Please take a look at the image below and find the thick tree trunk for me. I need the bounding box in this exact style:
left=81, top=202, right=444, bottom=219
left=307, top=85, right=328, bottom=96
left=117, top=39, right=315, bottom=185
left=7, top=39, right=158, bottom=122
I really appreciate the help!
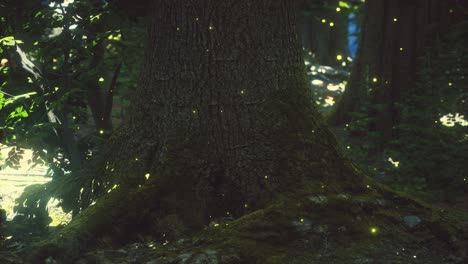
left=22, top=1, right=468, bottom=263
left=102, top=0, right=361, bottom=218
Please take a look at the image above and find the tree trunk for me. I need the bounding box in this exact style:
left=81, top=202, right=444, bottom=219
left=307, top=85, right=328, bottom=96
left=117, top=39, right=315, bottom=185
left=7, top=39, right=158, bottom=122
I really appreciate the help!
left=22, top=1, right=468, bottom=263
left=298, top=0, right=349, bottom=66
left=328, top=0, right=461, bottom=150
left=100, top=0, right=361, bottom=218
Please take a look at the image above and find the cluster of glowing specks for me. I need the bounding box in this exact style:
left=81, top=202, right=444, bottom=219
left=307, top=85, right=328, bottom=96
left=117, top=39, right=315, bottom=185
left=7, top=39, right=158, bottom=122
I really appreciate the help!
left=369, top=226, right=378, bottom=235
left=440, top=113, right=468, bottom=127
left=107, top=34, right=122, bottom=41
left=388, top=157, right=400, bottom=168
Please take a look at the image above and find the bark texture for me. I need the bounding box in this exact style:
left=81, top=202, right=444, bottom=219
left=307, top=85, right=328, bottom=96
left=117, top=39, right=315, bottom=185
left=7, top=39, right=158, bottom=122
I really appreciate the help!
left=328, top=0, right=462, bottom=145
left=298, top=0, right=349, bottom=66
left=101, top=0, right=361, bottom=219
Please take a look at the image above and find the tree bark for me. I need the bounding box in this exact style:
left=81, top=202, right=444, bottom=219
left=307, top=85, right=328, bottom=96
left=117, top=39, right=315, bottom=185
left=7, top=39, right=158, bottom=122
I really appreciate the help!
left=328, top=0, right=462, bottom=150
left=100, top=0, right=361, bottom=218
left=298, top=0, right=349, bottom=65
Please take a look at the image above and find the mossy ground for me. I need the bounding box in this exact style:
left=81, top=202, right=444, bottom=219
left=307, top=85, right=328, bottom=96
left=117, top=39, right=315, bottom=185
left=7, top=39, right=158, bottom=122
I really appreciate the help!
left=19, top=179, right=467, bottom=263
left=164, top=184, right=467, bottom=264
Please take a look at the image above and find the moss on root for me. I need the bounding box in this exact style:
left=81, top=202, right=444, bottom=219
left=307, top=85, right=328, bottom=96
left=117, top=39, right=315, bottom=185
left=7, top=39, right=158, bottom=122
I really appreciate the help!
left=145, top=184, right=468, bottom=264
left=21, top=180, right=468, bottom=264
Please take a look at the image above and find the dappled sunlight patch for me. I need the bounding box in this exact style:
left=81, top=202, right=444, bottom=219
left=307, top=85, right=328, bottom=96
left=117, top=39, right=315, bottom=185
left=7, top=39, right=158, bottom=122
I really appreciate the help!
left=439, top=113, right=468, bottom=127
left=303, top=52, right=350, bottom=112
left=324, top=96, right=335, bottom=106
left=327, top=82, right=346, bottom=92
left=0, top=146, right=50, bottom=220
left=311, top=79, right=324, bottom=86
left=47, top=198, right=72, bottom=226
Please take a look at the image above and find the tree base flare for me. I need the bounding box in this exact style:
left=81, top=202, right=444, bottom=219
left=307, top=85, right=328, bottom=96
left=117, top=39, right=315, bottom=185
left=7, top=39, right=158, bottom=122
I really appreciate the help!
left=21, top=184, right=468, bottom=264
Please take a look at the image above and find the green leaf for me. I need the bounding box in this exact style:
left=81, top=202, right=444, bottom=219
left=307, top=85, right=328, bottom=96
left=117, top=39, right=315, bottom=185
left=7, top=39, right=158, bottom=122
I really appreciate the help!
left=339, top=1, right=350, bottom=9
left=4, top=92, right=37, bottom=107
left=0, top=36, right=24, bottom=46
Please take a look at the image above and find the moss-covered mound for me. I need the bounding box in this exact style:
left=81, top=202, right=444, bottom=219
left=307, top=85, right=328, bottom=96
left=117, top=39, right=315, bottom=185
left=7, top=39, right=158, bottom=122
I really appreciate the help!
left=18, top=182, right=468, bottom=264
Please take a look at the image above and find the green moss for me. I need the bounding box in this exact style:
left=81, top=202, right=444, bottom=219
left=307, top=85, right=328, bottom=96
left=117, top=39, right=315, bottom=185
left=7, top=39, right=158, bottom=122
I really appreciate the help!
left=136, top=184, right=467, bottom=263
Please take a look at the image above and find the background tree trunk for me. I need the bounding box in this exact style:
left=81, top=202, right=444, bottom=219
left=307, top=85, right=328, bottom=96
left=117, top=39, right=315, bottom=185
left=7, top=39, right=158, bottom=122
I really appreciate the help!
left=298, top=0, right=349, bottom=65
left=328, top=0, right=464, bottom=151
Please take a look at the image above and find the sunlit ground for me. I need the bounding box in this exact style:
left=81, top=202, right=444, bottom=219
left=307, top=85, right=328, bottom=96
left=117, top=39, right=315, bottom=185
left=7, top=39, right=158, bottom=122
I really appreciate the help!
left=0, top=146, right=71, bottom=225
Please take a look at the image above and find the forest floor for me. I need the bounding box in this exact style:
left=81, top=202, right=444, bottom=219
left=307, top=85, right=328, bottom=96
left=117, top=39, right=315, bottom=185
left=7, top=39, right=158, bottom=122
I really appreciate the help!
left=0, top=141, right=467, bottom=263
